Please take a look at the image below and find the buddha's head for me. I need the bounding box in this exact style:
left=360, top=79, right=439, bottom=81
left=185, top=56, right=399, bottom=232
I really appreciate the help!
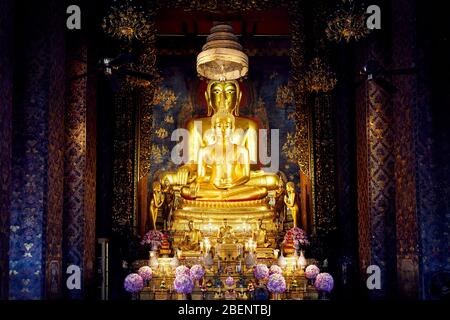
left=205, top=80, right=242, bottom=116
left=211, top=111, right=235, bottom=139
left=153, top=181, right=162, bottom=192
left=188, top=220, right=194, bottom=230
left=286, top=182, right=295, bottom=193
left=162, top=178, right=170, bottom=191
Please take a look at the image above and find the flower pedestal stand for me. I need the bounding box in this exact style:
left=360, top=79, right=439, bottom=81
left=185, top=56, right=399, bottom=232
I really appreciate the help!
left=177, top=293, right=188, bottom=300
left=191, top=287, right=203, bottom=300
left=271, top=292, right=282, bottom=300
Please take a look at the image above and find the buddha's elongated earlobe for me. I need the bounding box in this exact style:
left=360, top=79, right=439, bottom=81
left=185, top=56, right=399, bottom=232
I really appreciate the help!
left=205, top=91, right=212, bottom=116
left=234, top=91, right=242, bottom=116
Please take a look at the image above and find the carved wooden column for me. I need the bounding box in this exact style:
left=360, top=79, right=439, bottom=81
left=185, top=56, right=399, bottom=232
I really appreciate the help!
left=63, top=33, right=97, bottom=299
left=356, top=78, right=397, bottom=298
left=390, top=0, right=421, bottom=299
left=7, top=0, right=65, bottom=299
left=311, top=94, right=338, bottom=260
left=112, top=91, right=136, bottom=235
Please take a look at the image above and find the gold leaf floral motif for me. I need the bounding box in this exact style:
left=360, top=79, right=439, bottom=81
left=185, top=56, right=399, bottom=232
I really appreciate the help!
left=325, top=0, right=371, bottom=43
left=155, top=127, right=169, bottom=139
left=300, top=57, right=337, bottom=93
left=276, top=84, right=294, bottom=108
left=164, top=115, right=174, bottom=124
left=151, top=145, right=169, bottom=164
left=282, top=132, right=302, bottom=164
left=102, top=2, right=154, bottom=42
left=152, top=87, right=177, bottom=111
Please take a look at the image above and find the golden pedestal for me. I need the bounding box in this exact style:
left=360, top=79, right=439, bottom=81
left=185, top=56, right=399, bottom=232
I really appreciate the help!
left=171, top=196, right=278, bottom=252
left=139, top=287, right=155, bottom=300
left=255, top=247, right=275, bottom=259
left=191, top=288, right=203, bottom=300
left=173, top=200, right=274, bottom=227
left=216, top=243, right=241, bottom=261
left=305, top=285, right=320, bottom=300
left=154, top=289, right=170, bottom=300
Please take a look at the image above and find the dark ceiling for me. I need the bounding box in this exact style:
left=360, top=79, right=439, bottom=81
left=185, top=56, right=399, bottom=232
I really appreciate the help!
left=154, top=8, right=291, bottom=56
left=155, top=8, right=290, bottom=36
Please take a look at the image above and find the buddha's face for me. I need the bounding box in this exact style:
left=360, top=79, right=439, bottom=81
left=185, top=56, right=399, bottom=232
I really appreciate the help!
left=188, top=221, right=194, bottom=230
left=163, top=178, right=170, bottom=190
left=286, top=182, right=294, bottom=192
left=208, top=81, right=239, bottom=113
left=153, top=182, right=161, bottom=192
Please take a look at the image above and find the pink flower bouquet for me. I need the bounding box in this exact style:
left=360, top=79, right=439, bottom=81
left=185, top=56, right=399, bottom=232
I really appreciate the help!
left=284, top=227, right=310, bottom=250
left=314, top=272, right=334, bottom=293
left=173, top=274, right=194, bottom=294
left=225, top=276, right=235, bottom=287
left=141, top=230, right=163, bottom=249
left=138, top=266, right=153, bottom=281
left=305, top=265, right=320, bottom=280
left=253, top=264, right=269, bottom=280
left=190, top=264, right=205, bottom=281
left=267, top=273, right=286, bottom=293
left=175, top=265, right=190, bottom=277
left=124, top=273, right=144, bottom=293
left=269, top=265, right=283, bottom=275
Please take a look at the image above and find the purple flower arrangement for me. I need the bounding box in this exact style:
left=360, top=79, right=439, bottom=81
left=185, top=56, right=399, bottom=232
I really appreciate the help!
left=253, top=264, right=269, bottom=280
left=175, top=265, right=190, bottom=277
left=173, top=274, right=194, bottom=294
left=141, top=229, right=163, bottom=249
left=267, top=273, right=286, bottom=293
left=225, top=276, right=235, bottom=287
left=305, top=265, right=320, bottom=280
left=124, top=273, right=144, bottom=293
left=269, top=265, right=283, bottom=275
left=190, top=264, right=205, bottom=281
left=138, top=266, right=153, bottom=281
left=284, top=227, right=310, bottom=249
left=314, top=272, right=334, bottom=293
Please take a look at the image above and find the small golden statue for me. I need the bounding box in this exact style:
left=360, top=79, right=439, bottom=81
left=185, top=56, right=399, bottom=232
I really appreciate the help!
left=149, top=182, right=165, bottom=230
left=253, top=219, right=270, bottom=248
left=179, top=220, right=202, bottom=251
left=284, top=182, right=299, bottom=227
left=217, top=219, right=237, bottom=244
left=162, top=178, right=174, bottom=229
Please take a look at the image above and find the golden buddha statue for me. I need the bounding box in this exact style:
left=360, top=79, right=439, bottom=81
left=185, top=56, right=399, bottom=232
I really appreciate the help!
left=180, top=111, right=278, bottom=201
left=217, top=219, right=237, bottom=244
left=149, top=182, right=164, bottom=230
left=153, top=23, right=284, bottom=250
left=160, top=80, right=281, bottom=194
left=284, top=182, right=299, bottom=227
left=253, top=219, right=270, bottom=248
left=179, top=220, right=202, bottom=251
